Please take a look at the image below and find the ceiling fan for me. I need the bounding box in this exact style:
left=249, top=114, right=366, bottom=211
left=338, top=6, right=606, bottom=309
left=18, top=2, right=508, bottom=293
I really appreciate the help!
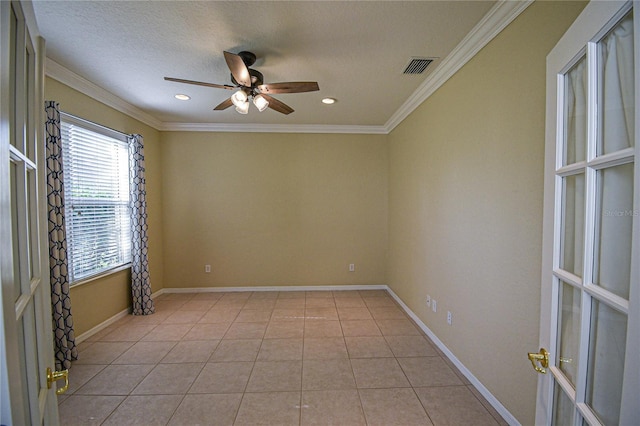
left=165, top=51, right=319, bottom=115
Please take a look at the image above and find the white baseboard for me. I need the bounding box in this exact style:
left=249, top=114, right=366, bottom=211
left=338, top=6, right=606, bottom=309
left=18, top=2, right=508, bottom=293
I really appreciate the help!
left=159, top=284, right=388, bottom=293
left=75, top=308, right=129, bottom=344
left=74, top=289, right=164, bottom=344
left=74, top=284, right=517, bottom=424
left=385, top=287, right=519, bottom=426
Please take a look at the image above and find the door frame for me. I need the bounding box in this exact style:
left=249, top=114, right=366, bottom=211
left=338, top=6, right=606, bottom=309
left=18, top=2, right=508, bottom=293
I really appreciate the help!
left=538, top=0, right=640, bottom=424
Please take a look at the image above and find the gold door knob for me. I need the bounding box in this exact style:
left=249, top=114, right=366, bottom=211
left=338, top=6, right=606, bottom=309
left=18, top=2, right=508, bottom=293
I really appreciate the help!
left=527, top=348, right=549, bottom=374
left=46, top=367, right=69, bottom=395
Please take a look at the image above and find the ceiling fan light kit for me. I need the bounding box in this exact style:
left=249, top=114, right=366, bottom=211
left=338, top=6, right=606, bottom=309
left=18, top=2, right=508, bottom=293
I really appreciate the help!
left=165, top=50, right=319, bottom=116
left=253, top=94, right=269, bottom=112
left=235, top=100, right=250, bottom=114
left=231, top=90, right=248, bottom=107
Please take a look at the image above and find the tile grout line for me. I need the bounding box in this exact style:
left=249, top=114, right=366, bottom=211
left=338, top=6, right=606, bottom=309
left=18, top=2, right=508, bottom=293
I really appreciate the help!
left=64, top=289, right=501, bottom=425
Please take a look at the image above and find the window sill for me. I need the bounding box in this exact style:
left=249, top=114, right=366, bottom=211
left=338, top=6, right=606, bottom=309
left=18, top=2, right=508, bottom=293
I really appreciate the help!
left=69, top=263, right=132, bottom=288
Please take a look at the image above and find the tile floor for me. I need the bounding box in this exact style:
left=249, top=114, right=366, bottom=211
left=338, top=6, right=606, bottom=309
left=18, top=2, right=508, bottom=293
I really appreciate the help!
left=58, top=290, right=508, bottom=425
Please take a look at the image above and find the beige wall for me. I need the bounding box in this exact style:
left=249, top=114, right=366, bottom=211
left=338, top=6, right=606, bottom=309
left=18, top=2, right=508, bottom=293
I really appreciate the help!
left=45, top=78, right=164, bottom=335
left=160, top=132, right=388, bottom=288
left=387, top=1, right=586, bottom=423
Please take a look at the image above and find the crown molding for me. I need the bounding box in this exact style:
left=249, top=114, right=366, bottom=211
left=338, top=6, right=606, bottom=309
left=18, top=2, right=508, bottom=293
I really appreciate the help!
left=383, top=0, right=533, bottom=133
left=159, top=122, right=388, bottom=134
left=45, top=1, right=532, bottom=135
left=45, top=58, right=164, bottom=130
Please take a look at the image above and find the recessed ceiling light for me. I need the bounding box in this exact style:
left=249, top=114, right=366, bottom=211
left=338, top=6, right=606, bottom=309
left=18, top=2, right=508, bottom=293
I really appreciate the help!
left=322, top=97, right=336, bottom=105
left=175, top=94, right=190, bottom=101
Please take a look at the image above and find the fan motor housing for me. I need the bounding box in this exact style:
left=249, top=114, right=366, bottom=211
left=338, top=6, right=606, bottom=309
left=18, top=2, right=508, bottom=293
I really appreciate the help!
left=238, top=51, right=257, bottom=67
left=231, top=69, right=263, bottom=87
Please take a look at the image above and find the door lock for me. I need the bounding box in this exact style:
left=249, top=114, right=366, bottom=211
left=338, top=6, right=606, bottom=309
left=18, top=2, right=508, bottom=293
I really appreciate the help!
left=527, top=348, right=550, bottom=374
left=47, top=367, right=69, bottom=395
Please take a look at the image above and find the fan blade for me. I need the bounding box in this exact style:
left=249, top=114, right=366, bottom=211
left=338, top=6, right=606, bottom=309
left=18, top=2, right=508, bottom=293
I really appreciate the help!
left=164, top=77, right=234, bottom=90
left=213, top=98, right=234, bottom=111
left=224, top=51, right=252, bottom=87
left=258, top=82, right=319, bottom=94
left=261, top=94, right=294, bottom=115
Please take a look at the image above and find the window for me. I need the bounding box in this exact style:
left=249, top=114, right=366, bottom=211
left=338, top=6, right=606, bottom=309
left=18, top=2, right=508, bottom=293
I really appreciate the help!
left=60, top=113, right=131, bottom=283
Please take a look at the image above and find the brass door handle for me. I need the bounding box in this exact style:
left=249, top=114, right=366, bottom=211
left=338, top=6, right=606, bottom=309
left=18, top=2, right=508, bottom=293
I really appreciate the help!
left=47, top=367, right=69, bottom=395
left=527, top=348, right=549, bottom=374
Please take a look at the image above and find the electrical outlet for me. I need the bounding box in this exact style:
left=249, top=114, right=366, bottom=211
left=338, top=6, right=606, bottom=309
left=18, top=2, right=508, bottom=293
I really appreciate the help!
left=447, top=311, right=452, bottom=325
left=205, top=265, right=211, bottom=273
left=349, top=264, right=355, bottom=272
left=432, top=299, right=437, bottom=312
left=426, top=295, right=431, bottom=307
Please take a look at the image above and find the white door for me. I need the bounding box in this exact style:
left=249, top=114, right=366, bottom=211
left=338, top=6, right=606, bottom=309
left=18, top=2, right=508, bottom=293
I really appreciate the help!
left=537, top=1, right=639, bottom=425
left=0, top=1, right=60, bottom=425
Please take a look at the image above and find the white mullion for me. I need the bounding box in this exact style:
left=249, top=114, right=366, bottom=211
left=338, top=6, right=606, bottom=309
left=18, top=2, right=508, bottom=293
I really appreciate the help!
left=9, top=145, right=36, bottom=171
left=577, top=402, right=604, bottom=426
left=584, top=283, right=629, bottom=314
left=14, top=292, right=29, bottom=321
left=550, top=365, right=577, bottom=402
left=588, top=147, right=634, bottom=169
left=574, top=39, right=600, bottom=412
left=557, top=162, right=588, bottom=176
left=553, top=269, right=583, bottom=288
left=28, top=277, right=40, bottom=294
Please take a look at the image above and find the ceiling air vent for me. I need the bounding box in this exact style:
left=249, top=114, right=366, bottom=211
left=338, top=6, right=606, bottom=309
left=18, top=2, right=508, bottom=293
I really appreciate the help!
left=402, top=57, right=435, bottom=75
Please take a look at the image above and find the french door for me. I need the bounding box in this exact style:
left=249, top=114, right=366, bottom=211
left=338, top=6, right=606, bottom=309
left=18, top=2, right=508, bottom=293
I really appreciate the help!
left=537, top=1, right=639, bottom=425
left=0, top=1, right=60, bottom=424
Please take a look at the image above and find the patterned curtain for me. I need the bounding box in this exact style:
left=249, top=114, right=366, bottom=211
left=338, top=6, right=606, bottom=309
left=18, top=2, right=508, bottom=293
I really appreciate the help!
left=129, top=134, right=155, bottom=315
left=45, top=101, right=78, bottom=370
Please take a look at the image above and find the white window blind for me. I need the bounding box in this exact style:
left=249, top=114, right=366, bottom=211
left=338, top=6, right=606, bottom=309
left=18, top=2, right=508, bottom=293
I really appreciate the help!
left=60, top=114, right=131, bottom=283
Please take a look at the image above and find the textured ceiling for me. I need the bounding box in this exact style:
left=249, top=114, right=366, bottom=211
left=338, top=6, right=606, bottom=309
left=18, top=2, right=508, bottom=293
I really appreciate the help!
left=32, top=1, right=495, bottom=127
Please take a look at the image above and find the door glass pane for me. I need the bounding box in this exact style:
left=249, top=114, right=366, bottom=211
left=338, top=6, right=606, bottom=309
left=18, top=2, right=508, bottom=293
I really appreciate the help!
left=26, top=168, right=35, bottom=280
left=594, top=162, right=634, bottom=299
left=564, top=57, right=587, bottom=165
left=26, top=44, right=35, bottom=162
left=586, top=299, right=627, bottom=425
left=553, top=382, right=574, bottom=426
left=557, top=281, right=581, bottom=386
left=560, top=174, right=585, bottom=276
left=598, top=11, right=634, bottom=155
left=9, top=5, right=17, bottom=149
left=10, top=160, right=21, bottom=301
